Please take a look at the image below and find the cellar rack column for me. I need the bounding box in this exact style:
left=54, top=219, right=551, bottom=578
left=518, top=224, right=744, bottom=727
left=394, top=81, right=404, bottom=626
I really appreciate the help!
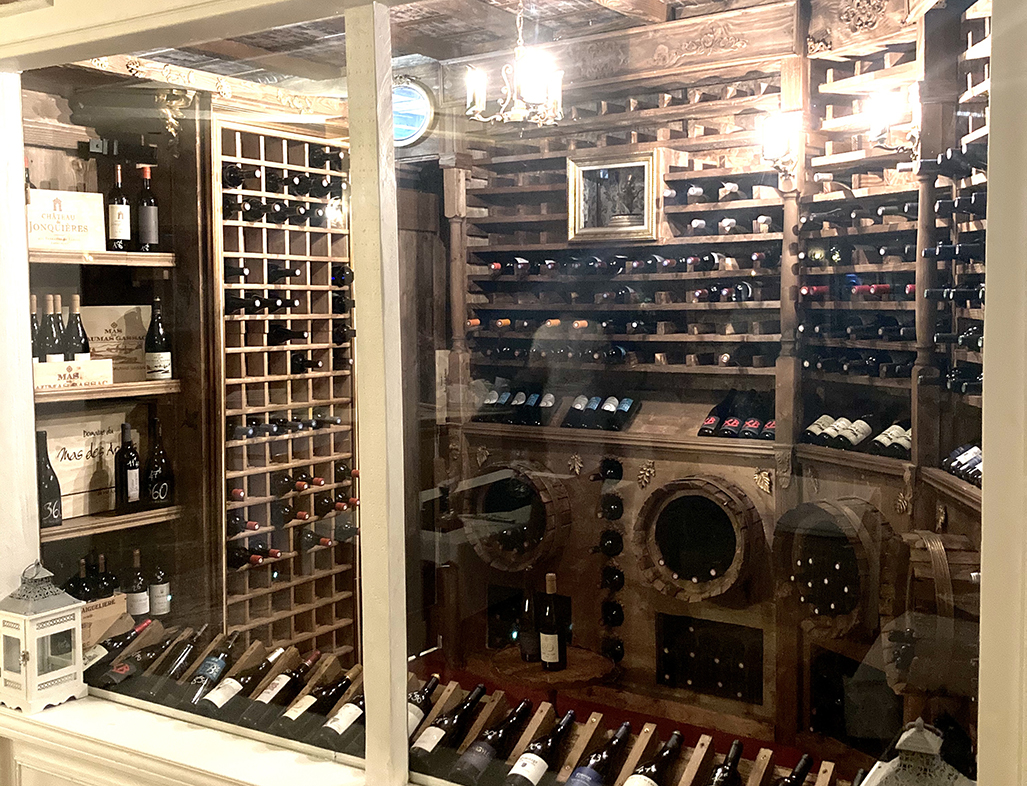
left=343, top=5, right=410, bottom=786
left=0, top=70, right=39, bottom=596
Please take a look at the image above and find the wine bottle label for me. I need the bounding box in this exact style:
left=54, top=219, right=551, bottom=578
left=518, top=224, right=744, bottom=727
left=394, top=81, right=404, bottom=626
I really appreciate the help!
left=40, top=497, right=62, bottom=528
left=601, top=397, right=619, bottom=412
left=873, top=425, right=906, bottom=447
left=145, top=351, right=173, bottom=380
left=282, top=694, right=318, bottom=721
left=407, top=703, right=425, bottom=737
left=508, top=753, right=549, bottom=786
left=149, top=479, right=171, bottom=503
left=108, top=205, right=131, bottom=240
left=624, top=776, right=659, bottom=786
left=510, top=393, right=527, bottom=407
left=952, top=446, right=982, bottom=469
left=566, top=766, right=604, bottom=786
left=126, top=590, right=149, bottom=616
left=457, top=742, right=497, bottom=778
left=483, top=391, right=500, bottom=405
left=139, top=206, right=159, bottom=244
left=126, top=467, right=140, bottom=502
left=526, top=394, right=540, bottom=407
left=840, top=419, right=873, bottom=445
left=45, top=353, right=64, bottom=363
left=570, top=395, right=589, bottom=411
left=585, top=396, right=602, bottom=411
left=702, top=415, right=720, bottom=428
left=100, top=661, right=138, bottom=685
left=412, top=725, right=446, bottom=753
left=742, top=418, right=763, bottom=432
left=806, top=414, right=835, bottom=435
left=149, top=582, right=170, bottom=615
left=892, top=430, right=913, bottom=450
left=255, top=673, right=291, bottom=704
left=540, top=632, right=560, bottom=663
left=616, top=398, right=634, bottom=412
left=496, top=392, right=512, bottom=406
left=202, top=677, right=244, bottom=709
left=324, top=703, right=364, bottom=735
left=820, top=417, right=851, bottom=439
left=83, top=644, right=110, bottom=670
left=540, top=394, right=556, bottom=408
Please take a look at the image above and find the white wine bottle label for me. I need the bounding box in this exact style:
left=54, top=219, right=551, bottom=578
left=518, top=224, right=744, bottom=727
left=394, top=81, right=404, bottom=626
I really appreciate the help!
left=874, top=425, right=906, bottom=447
left=109, top=205, right=131, bottom=240
left=840, top=419, right=873, bottom=445
left=510, top=392, right=527, bottom=407
left=820, top=417, right=851, bottom=439
left=540, top=393, right=556, bottom=408
left=149, top=582, right=170, bottom=615
left=139, top=206, right=159, bottom=244
left=324, top=703, right=364, bottom=735
left=953, top=446, right=982, bottom=469
left=255, top=673, right=291, bottom=704
left=570, top=395, right=589, bottom=411
left=508, top=753, right=549, bottom=786
left=145, top=351, right=173, bottom=380
left=202, top=677, right=244, bottom=709
left=407, top=703, right=425, bottom=737
left=127, top=467, right=140, bottom=502
left=83, top=644, right=110, bottom=670
left=601, top=397, right=619, bottom=412
left=282, top=694, right=318, bottom=721
left=540, top=632, right=560, bottom=663
left=412, top=726, right=446, bottom=753
left=126, top=590, right=149, bottom=616
left=624, top=775, right=659, bottom=786
left=892, top=430, right=913, bottom=450
left=806, top=414, right=835, bottom=436
left=483, top=391, right=500, bottom=405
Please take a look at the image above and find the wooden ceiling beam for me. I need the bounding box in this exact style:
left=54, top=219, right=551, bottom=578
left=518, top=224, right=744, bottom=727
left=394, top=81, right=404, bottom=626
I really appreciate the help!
left=185, top=38, right=342, bottom=81
left=582, top=0, right=668, bottom=24
left=390, top=25, right=461, bottom=60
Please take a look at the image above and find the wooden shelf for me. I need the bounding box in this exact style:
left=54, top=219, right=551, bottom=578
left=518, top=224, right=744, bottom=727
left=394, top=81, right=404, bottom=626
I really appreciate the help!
left=471, top=331, right=781, bottom=344
left=220, top=154, right=349, bottom=178
left=225, top=480, right=352, bottom=512
left=955, top=307, right=985, bottom=320
left=804, top=182, right=925, bottom=205
left=817, top=61, right=922, bottom=96
left=467, top=183, right=566, bottom=203
left=664, top=197, right=783, bottom=216
left=228, top=591, right=354, bottom=634
left=29, top=249, right=176, bottom=268
left=224, top=396, right=352, bottom=417
left=40, top=505, right=184, bottom=544
left=801, top=261, right=921, bottom=276
left=664, top=165, right=778, bottom=183
left=960, top=35, right=991, bottom=63
left=34, top=379, right=182, bottom=404
left=470, top=300, right=782, bottom=313
left=959, top=77, right=990, bottom=104
left=954, top=220, right=987, bottom=233
left=953, top=348, right=983, bottom=364
left=804, top=338, right=917, bottom=352
left=223, top=220, right=348, bottom=236
left=287, top=618, right=354, bottom=649
left=805, top=371, right=911, bottom=389
left=470, top=357, right=777, bottom=376
left=227, top=562, right=354, bottom=604
left=920, top=467, right=981, bottom=511
left=467, top=213, right=568, bottom=230
left=810, top=148, right=912, bottom=175
left=961, top=125, right=989, bottom=147
left=468, top=269, right=777, bottom=284
left=803, top=301, right=916, bottom=311
left=225, top=428, right=353, bottom=449
left=467, top=232, right=784, bottom=255
left=794, top=444, right=911, bottom=478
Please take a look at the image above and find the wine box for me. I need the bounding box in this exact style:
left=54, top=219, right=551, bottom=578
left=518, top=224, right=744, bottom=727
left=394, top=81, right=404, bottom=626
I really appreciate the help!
left=80, top=305, right=152, bottom=382
left=81, top=595, right=128, bottom=650
left=32, top=358, right=114, bottom=391
left=26, top=189, right=106, bottom=252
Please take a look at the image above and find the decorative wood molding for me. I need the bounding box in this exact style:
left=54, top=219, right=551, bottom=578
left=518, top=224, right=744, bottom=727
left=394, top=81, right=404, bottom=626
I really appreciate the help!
left=808, top=0, right=915, bottom=58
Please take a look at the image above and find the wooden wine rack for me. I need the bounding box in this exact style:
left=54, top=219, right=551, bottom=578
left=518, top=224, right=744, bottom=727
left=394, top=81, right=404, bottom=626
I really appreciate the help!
left=212, top=118, right=358, bottom=663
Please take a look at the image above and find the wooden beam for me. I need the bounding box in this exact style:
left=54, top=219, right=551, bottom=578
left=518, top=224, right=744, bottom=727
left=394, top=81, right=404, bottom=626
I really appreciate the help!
left=390, top=24, right=460, bottom=61
left=584, top=0, right=667, bottom=24
left=184, top=38, right=342, bottom=81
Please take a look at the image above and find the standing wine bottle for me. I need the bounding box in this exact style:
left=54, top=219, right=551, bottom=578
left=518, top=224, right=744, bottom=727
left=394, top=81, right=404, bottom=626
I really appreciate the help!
left=145, top=297, right=172, bottom=380
left=39, top=295, right=63, bottom=363
left=194, top=647, right=286, bottom=718
left=411, top=684, right=487, bottom=767
left=504, top=710, right=577, bottom=786
left=107, top=163, right=131, bottom=251
left=448, top=699, right=534, bottom=786
left=182, top=631, right=240, bottom=706
left=141, top=624, right=209, bottom=701
left=30, top=294, right=39, bottom=363
left=705, top=740, right=743, bottom=786
left=97, top=554, right=118, bottom=597
left=539, top=572, right=567, bottom=672
left=518, top=587, right=540, bottom=662
left=773, top=755, right=813, bottom=786
left=565, top=722, right=633, bottom=786
left=144, top=417, right=174, bottom=505
left=64, top=558, right=96, bottom=601
left=36, top=430, right=62, bottom=529
left=62, top=295, right=91, bottom=360
left=137, top=165, right=159, bottom=252
left=148, top=561, right=170, bottom=617
left=115, top=423, right=142, bottom=510
left=270, top=672, right=353, bottom=740
left=83, top=618, right=153, bottom=674
left=625, top=731, right=684, bottom=786
left=238, top=650, right=322, bottom=729
left=124, top=548, right=150, bottom=616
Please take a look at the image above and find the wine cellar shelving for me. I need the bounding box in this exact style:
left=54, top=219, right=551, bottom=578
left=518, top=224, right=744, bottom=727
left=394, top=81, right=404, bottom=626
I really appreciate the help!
left=213, top=118, right=358, bottom=663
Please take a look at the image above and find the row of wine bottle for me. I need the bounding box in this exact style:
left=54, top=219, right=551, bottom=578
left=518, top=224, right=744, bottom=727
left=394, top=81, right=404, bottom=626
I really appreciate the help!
left=483, top=250, right=778, bottom=278
left=224, top=261, right=353, bottom=288
left=802, top=350, right=913, bottom=379
left=477, top=344, right=772, bottom=369
left=227, top=463, right=356, bottom=501
left=104, top=164, right=160, bottom=252
left=799, top=239, right=984, bottom=267
left=223, top=196, right=334, bottom=226
left=65, top=547, right=171, bottom=616
left=802, top=414, right=912, bottom=457
left=696, top=390, right=775, bottom=440
left=225, top=291, right=353, bottom=315
left=227, top=414, right=347, bottom=441
left=228, top=501, right=358, bottom=537
left=222, top=157, right=345, bottom=191
left=942, top=444, right=983, bottom=487
left=29, top=293, right=172, bottom=380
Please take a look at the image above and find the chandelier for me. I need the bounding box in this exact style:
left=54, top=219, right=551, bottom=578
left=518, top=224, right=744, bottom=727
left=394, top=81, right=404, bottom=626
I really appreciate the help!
left=465, top=0, right=564, bottom=127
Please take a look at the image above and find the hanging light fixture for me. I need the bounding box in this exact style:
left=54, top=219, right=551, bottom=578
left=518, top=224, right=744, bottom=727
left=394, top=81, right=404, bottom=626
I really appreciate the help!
left=465, top=0, right=564, bottom=127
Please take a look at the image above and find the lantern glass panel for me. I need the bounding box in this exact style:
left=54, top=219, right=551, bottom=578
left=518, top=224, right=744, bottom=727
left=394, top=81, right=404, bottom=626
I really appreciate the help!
left=36, top=629, right=75, bottom=676
left=2, top=635, right=21, bottom=675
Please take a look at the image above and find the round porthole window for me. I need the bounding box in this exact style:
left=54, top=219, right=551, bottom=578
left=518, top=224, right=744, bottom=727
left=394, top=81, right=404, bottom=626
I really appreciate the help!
left=393, top=79, right=435, bottom=147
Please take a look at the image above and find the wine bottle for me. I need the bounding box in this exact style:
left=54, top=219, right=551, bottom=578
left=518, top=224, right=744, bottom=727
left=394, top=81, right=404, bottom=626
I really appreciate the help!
left=705, top=740, right=743, bottom=786
left=238, top=650, right=322, bottom=729
left=132, top=165, right=160, bottom=252
left=773, top=755, right=813, bottom=786
left=715, top=390, right=755, bottom=438
left=264, top=169, right=303, bottom=192
left=36, top=430, right=62, bottom=529
left=562, top=395, right=590, bottom=428
left=300, top=529, right=333, bottom=550
left=577, top=396, right=605, bottom=429
left=602, top=601, right=624, bottom=627
left=267, top=323, right=309, bottom=345
left=291, top=353, right=323, bottom=374
left=64, top=558, right=96, bottom=602
left=89, top=635, right=176, bottom=689
left=831, top=411, right=877, bottom=451
left=448, top=699, right=534, bottom=786
left=565, top=722, right=632, bottom=786
left=140, top=624, right=209, bottom=700
left=195, top=646, right=286, bottom=718
left=97, top=554, right=118, bottom=597
left=739, top=394, right=770, bottom=439
left=228, top=511, right=260, bottom=536
left=601, top=637, right=625, bottom=662
left=29, top=293, right=39, bottom=362
left=83, top=618, right=153, bottom=675
left=124, top=548, right=150, bottom=616
left=38, top=295, right=63, bottom=363
left=107, top=163, right=131, bottom=251
left=504, top=710, right=577, bottom=786
left=539, top=572, right=567, bottom=672
left=407, top=675, right=441, bottom=738
left=142, top=417, right=174, bottom=506
left=182, top=632, right=241, bottom=706
left=142, top=296, right=173, bottom=379
left=114, top=423, right=142, bottom=510
left=698, top=390, right=737, bottom=437
left=62, top=294, right=91, bottom=361
left=601, top=566, right=625, bottom=591
left=270, top=672, right=354, bottom=740
left=625, top=731, right=684, bottom=786
left=314, top=694, right=366, bottom=752
left=147, top=560, right=170, bottom=617
left=411, top=682, right=487, bottom=767
left=596, top=530, right=623, bottom=557
left=518, top=587, right=540, bottom=662
left=222, top=165, right=262, bottom=189
left=309, top=146, right=345, bottom=168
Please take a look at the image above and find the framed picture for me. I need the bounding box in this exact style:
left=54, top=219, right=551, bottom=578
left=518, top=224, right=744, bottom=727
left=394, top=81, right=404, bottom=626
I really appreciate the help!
left=567, top=149, right=661, bottom=242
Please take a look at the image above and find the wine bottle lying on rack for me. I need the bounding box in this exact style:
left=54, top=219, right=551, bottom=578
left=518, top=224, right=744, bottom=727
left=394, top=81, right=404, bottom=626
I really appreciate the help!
left=448, top=699, right=534, bottom=786
left=565, top=721, right=632, bottom=786
left=313, top=693, right=366, bottom=752
left=182, top=632, right=241, bottom=707
left=270, top=672, right=354, bottom=740
left=237, top=650, right=322, bottom=730
left=625, top=730, right=683, bottom=786
left=503, top=710, right=576, bottom=786
left=411, top=684, right=487, bottom=769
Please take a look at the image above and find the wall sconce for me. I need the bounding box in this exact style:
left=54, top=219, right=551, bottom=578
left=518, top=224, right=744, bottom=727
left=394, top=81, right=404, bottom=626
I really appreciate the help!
left=865, top=86, right=919, bottom=155
left=761, top=111, right=803, bottom=175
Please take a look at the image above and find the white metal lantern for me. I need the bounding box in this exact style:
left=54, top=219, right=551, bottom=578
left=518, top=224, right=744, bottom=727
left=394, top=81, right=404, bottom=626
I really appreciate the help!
left=0, top=561, right=86, bottom=714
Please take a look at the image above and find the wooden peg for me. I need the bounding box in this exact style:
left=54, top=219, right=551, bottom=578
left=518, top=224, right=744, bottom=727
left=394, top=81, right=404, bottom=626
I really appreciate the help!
left=614, top=723, right=660, bottom=786
left=676, top=734, right=715, bottom=786
left=746, top=749, right=776, bottom=786
left=812, top=761, right=835, bottom=786
left=557, top=712, right=605, bottom=782
left=508, top=702, right=556, bottom=764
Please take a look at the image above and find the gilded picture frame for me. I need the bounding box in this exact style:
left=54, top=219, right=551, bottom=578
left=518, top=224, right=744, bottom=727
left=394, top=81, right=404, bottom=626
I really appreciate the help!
left=567, top=149, right=661, bottom=242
